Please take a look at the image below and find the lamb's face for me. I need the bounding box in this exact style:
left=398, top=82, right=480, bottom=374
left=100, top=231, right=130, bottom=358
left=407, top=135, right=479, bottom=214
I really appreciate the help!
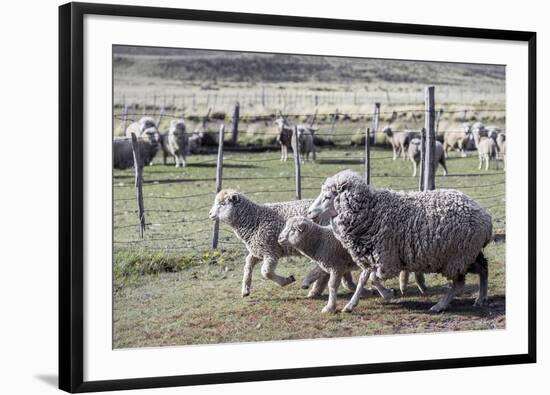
left=208, top=190, right=240, bottom=222
left=308, top=187, right=337, bottom=220
left=278, top=216, right=310, bottom=246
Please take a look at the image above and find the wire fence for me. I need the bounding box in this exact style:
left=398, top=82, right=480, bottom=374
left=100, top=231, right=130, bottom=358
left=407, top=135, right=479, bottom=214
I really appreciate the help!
left=113, top=99, right=506, bottom=255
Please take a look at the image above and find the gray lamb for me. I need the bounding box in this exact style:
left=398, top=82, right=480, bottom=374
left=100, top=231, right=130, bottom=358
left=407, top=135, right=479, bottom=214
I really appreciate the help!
left=279, top=216, right=358, bottom=313
left=307, top=170, right=493, bottom=313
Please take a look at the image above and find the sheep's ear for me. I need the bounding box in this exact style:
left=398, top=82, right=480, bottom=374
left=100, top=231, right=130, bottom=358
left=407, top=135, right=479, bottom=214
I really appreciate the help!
left=336, top=180, right=350, bottom=192
left=230, top=194, right=240, bottom=204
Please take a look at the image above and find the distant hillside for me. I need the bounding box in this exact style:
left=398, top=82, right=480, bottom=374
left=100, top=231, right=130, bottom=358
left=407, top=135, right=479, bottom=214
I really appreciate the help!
left=113, top=46, right=505, bottom=86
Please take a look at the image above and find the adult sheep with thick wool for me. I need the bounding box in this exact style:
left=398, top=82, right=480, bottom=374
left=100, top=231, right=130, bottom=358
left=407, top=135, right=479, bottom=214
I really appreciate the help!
left=408, top=138, right=448, bottom=177
left=113, top=127, right=161, bottom=170
left=307, top=170, right=493, bottom=313
left=125, top=116, right=162, bottom=165
left=443, top=123, right=473, bottom=158
left=161, top=119, right=189, bottom=167
left=382, top=127, right=418, bottom=160
left=208, top=190, right=355, bottom=298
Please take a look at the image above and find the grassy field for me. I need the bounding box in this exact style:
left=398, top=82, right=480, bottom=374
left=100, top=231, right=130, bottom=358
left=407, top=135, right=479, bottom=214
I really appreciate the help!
left=113, top=146, right=506, bottom=349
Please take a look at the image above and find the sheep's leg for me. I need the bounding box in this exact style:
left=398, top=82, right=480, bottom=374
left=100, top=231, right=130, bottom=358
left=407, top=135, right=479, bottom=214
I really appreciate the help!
left=470, top=253, right=489, bottom=307
left=260, top=257, right=295, bottom=287
left=342, top=271, right=375, bottom=296
left=308, top=273, right=329, bottom=298
left=341, top=271, right=356, bottom=291
left=322, top=271, right=343, bottom=313
left=414, top=272, right=427, bottom=295
left=342, top=268, right=371, bottom=313
left=411, top=160, right=417, bottom=177
left=302, top=264, right=325, bottom=289
left=392, top=144, right=397, bottom=161
left=180, top=154, right=187, bottom=168
left=442, top=161, right=448, bottom=176
left=399, top=271, right=410, bottom=295
left=478, top=156, right=483, bottom=170
left=459, top=142, right=467, bottom=158
left=369, top=271, right=395, bottom=301
left=163, top=151, right=168, bottom=165
left=485, top=156, right=490, bottom=171
left=429, top=274, right=465, bottom=313
left=174, top=155, right=180, bottom=168
left=301, top=264, right=330, bottom=298
left=242, top=254, right=261, bottom=297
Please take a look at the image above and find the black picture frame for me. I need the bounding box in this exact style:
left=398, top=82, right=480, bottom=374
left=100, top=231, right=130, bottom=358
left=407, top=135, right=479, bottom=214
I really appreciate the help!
left=59, top=2, right=537, bottom=393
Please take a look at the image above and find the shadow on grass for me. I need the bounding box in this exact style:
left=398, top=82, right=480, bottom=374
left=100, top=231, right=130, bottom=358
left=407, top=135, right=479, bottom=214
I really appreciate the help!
left=318, top=159, right=363, bottom=165
left=392, top=287, right=505, bottom=318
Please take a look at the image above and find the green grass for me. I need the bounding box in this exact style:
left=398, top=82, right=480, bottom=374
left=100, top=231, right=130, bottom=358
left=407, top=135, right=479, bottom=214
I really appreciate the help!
left=113, top=145, right=506, bottom=348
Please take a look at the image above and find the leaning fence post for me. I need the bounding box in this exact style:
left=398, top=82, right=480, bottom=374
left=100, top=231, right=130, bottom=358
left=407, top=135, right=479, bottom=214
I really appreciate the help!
left=157, top=106, right=165, bottom=129
left=424, top=86, right=436, bottom=191
left=364, top=127, right=371, bottom=184
left=212, top=124, right=225, bottom=249
left=130, top=133, right=146, bottom=238
left=371, top=102, right=380, bottom=145
left=231, top=101, right=240, bottom=145
left=291, top=125, right=302, bottom=200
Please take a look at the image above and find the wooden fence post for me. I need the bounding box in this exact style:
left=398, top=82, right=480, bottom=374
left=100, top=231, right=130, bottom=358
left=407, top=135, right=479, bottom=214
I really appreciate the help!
left=328, top=109, right=338, bottom=144
left=120, top=104, right=128, bottom=133
left=142, top=96, right=147, bottom=116
left=423, top=86, right=436, bottom=191
left=292, top=125, right=302, bottom=200
left=371, top=102, right=380, bottom=145
left=419, top=127, right=426, bottom=191
left=203, top=108, right=212, bottom=129
left=212, top=124, right=225, bottom=249
left=309, top=109, right=318, bottom=127
left=231, top=101, right=240, bottom=145
left=157, top=107, right=165, bottom=129
left=130, top=133, right=146, bottom=238
left=364, top=127, right=371, bottom=184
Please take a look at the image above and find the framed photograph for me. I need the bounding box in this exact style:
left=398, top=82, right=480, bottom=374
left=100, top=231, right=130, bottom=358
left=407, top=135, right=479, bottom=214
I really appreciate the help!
left=59, top=2, right=537, bottom=392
